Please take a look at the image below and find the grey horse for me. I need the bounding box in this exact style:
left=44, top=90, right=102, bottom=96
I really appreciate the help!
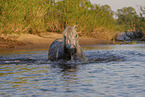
left=48, top=24, right=85, bottom=61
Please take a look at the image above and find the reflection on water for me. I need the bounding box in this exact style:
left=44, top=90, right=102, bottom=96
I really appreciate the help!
left=82, top=43, right=145, bottom=51
left=0, top=43, right=145, bottom=97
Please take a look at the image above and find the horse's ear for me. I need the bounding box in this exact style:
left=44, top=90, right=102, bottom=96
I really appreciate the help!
left=64, top=22, right=66, bottom=29
left=73, top=22, right=77, bottom=28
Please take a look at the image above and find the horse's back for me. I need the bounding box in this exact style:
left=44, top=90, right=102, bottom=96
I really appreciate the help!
left=48, top=38, right=63, bottom=61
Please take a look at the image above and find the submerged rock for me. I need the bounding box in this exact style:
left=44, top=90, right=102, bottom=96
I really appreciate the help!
left=116, top=31, right=144, bottom=41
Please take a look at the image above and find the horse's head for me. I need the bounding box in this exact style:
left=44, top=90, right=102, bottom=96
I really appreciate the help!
left=63, top=24, right=78, bottom=59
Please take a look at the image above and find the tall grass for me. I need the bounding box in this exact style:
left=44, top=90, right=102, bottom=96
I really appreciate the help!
left=0, top=0, right=49, bottom=34
left=0, top=0, right=119, bottom=40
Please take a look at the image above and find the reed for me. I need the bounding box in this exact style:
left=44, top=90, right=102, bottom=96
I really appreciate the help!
left=1, top=0, right=140, bottom=41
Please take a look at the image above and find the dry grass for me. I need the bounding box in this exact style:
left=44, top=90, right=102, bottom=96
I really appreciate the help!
left=0, top=32, right=114, bottom=49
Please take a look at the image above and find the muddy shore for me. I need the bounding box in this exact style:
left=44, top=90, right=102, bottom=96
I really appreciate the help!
left=0, top=32, right=115, bottom=50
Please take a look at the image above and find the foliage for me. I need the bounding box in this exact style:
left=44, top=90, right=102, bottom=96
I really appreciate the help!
left=116, top=6, right=145, bottom=37
left=1, top=0, right=144, bottom=40
left=0, top=0, right=51, bottom=34
left=136, top=6, right=145, bottom=35
left=116, top=7, right=138, bottom=31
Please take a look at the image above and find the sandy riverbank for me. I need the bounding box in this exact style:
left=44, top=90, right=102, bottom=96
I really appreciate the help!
left=0, top=32, right=115, bottom=50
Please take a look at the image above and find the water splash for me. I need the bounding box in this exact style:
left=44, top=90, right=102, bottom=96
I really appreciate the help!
left=0, top=50, right=126, bottom=65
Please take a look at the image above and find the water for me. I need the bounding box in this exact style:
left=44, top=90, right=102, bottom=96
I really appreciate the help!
left=0, top=44, right=145, bottom=97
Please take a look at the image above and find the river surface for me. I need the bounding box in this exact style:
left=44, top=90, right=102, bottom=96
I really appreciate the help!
left=0, top=43, right=145, bottom=97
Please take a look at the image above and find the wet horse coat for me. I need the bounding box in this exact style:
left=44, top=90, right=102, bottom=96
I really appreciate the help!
left=48, top=25, right=85, bottom=61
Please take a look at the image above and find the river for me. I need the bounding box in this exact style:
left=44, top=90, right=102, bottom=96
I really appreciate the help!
left=0, top=43, right=145, bottom=97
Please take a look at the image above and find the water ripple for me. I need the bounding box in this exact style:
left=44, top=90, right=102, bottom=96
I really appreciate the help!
left=0, top=44, right=145, bottom=97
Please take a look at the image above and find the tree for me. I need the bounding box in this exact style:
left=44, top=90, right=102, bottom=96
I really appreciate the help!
left=116, top=7, right=138, bottom=31
left=137, top=6, right=145, bottom=35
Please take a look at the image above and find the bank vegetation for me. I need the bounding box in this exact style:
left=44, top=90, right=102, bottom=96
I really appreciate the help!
left=0, top=0, right=145, bottom=41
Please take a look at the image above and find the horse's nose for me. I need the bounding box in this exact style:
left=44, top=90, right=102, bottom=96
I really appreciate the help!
left=69, top=48, right=76, bottom=55
left=70, top=44, right=75, bottom=49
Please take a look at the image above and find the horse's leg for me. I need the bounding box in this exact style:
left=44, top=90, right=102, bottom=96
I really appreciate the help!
left=56, top=48, right=59, bottom=60
left=71, top=56, right=74, bottom=61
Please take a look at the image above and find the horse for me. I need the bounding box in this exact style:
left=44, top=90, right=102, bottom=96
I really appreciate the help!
left=48, top=24, right=85, bottom=61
